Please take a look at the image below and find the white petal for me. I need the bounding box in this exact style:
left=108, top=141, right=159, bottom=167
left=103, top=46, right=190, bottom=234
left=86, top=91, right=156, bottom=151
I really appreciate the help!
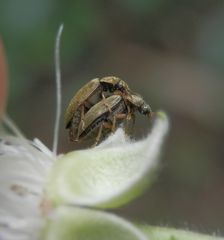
left=0, top=136, right=54, bottom=239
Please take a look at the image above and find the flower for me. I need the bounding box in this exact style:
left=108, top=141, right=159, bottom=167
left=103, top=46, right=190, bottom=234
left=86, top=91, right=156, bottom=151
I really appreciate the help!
left=0, top=113, right=169, bottom=240
left=45, top=112, right=169, bottom=208
left=0, top=28, right=222, bottom=240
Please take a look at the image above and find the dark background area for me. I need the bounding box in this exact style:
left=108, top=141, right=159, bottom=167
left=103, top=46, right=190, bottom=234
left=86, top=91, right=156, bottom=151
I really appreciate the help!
left=0, top=0, right=224, bottom=235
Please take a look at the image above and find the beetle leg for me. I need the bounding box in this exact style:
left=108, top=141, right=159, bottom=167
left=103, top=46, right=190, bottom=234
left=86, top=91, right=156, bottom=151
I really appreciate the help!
left=101, top=92, right=113, bottom=113
left=76, top=105, right=85, bottom=141
left=93, top=124, right=104, bottom=147
left=112, top=116, right=117, bottom=132
left=124, top=113, right=135, bottom=136
left=101, top=92, right=106, bottom=99
left=112, top=113, right=127, bottom=132
left=80, top=105, right=86, bottom=130
left=69, top=128, right=79, bottom=142
left=104, top=103, right=112, bottom=113
left=127, top=104, right=131, bottom=115
left=69, top=129, right=75, bottom=141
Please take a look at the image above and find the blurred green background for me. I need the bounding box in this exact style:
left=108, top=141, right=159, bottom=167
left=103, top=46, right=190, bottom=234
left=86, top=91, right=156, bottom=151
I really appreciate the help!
left=1, top=0, right=224, bottom=235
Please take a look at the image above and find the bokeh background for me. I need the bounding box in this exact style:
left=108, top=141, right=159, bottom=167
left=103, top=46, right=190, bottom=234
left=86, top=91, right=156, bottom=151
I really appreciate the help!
left=1, top=0, right=224, bottom=235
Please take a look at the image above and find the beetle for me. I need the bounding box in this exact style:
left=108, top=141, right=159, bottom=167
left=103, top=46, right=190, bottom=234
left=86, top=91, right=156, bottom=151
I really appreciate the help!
left=77, top=93, right=152, bottom=146
left=78, top=95, right=128, bottom=145
left=126, top=93, right=152, bottom=117
left=65, top=76, right=131, bottom=141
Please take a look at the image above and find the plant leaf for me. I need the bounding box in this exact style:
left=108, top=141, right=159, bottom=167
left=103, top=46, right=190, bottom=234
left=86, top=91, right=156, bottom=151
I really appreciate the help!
left=43, top=206, right=147, bottom=240
left=140, top=225, right=224, bottom=240
left=46, top=111, right=169, bottom=208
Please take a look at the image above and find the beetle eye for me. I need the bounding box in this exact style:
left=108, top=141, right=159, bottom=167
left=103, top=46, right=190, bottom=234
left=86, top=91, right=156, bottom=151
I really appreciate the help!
left=141, top=104, right=151, bottom=115
left=116, top=84, right=125, bottom=92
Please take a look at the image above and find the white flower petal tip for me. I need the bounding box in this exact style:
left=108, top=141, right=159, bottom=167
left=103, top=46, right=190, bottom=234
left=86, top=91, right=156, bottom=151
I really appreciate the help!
left=96, top=128, right=131, bottom=148
left=0, top=136, right=54, bottom=239
left=43, top=206, right=147, bottom=240
left=46, top=111, right=169, bottom=208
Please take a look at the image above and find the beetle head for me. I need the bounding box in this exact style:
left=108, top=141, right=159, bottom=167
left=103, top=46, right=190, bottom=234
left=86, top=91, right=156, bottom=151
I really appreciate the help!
left=114, top=79, right=130, bottom=93
left=139, top=102, right=152, bottom=117
left=100, top=76, right=130, bottom=93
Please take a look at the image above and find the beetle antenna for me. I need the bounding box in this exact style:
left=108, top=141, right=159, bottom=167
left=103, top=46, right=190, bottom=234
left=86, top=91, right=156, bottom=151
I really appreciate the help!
left=52, top=24, right=64, bottom=155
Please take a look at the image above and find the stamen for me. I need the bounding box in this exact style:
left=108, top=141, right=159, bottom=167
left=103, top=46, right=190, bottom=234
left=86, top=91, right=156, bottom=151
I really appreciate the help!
left=52, top=24, right=64, bottom=155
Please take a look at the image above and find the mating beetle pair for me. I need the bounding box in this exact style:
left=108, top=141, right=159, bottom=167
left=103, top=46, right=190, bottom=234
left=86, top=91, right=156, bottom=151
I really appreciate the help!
left=65, top=76, right=152, bottom=146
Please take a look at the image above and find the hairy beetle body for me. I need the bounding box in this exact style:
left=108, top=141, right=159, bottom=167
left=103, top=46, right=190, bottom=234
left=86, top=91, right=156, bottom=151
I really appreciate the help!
left=77, top=93, right=152, bottom=146
left=65, top=76, right=152, bottom=145
left=65, top=76, right=131, bottom=141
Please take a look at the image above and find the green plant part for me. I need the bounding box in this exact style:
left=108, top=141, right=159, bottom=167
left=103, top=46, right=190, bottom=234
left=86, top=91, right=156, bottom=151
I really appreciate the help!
left=43, top=207, right=148, bottom=240
left=45, top=111, right=169, bottom=208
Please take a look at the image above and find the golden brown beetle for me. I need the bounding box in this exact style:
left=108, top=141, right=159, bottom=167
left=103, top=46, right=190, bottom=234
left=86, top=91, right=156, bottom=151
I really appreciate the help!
left=77, top=93, right=152, bottom=146
left=78, top=95, right=127, bottom=145
left=65, top=76, right=131, bottom=141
